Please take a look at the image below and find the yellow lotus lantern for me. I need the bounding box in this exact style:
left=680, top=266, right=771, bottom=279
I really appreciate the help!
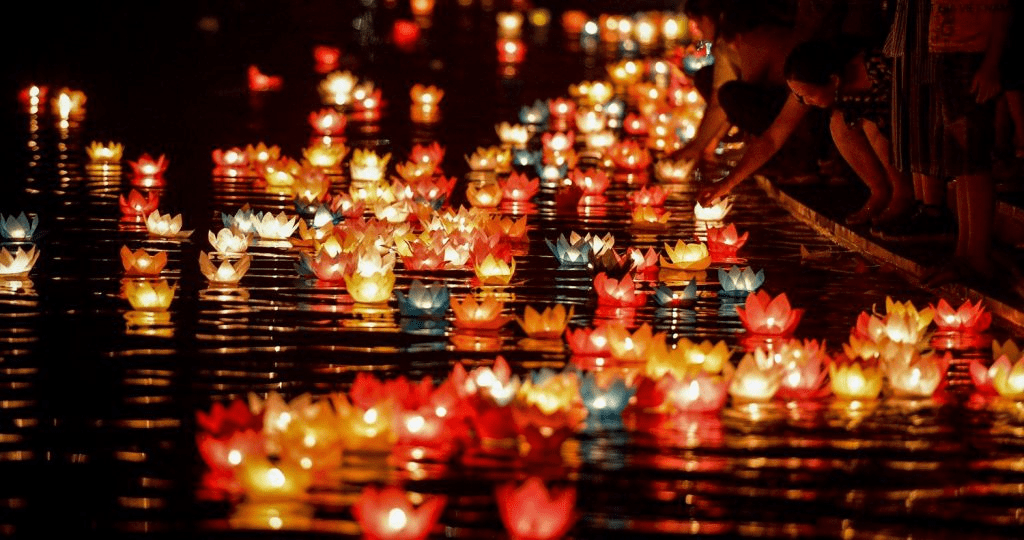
left=350, top=149, right=392, bottom=183
left=237, top=455, right=312, bottom=502
left=451, top=294, right=509, bottom=330
left=474, top=254, right=515, bottom=285
left=0, top=246, right=40, bottom=277
left=302, top=141, right=348, bottom=170
left=466, top=182, right=503, bottom=208
left=496, top=122, right=530, bottom=148
left=857, top=311, right=930, bottom=347
left=829, top=360, right=883, bottom=400
left=575, top=109, right=607, bottom=134
left=606, top=323, right=662, bottom=363
left=253, top=212, right=299, bottom=240
left=245, top=142, right=281, bottom=169
left=200, top=251, right=251, bottom=284
left=631, top=205, right=671, bottom=227
left=87, top=141, right=124, bottom=164
left=123, top=279, right=177, bottom=311
left=145, top=210, right=191, bottom=239
left=120, top=246, right=168, bottom=277
left=486, top=215, right=528, bottom=239
left=465, top=146, right=506, bottom=172
left=209, top=228, right=252, bottom=255
left=261, top=157, right=301, bottom=187
left=517, top=304, right=575, bottom=339
left=607, top=59, right=644, bottom=88
left=655, top=158, right=696, bottom=182
left=660, top=240, right=710, bottom=271
left=517, top=373, right=581, bottom=416
left=345, top=271, right=396, bottom=304
left=410, top=83, right=443, bottom=106
left=885, top=350, right=949, bottom=398
left=694, top=197, right=733, bottom=222
left=882, top=297, right=934, bottom=333
left=318, top=70, right=358, bottom=106
left=674, top=338, right=732, bottom=374
left=987, top=354, right=1024, bottom=399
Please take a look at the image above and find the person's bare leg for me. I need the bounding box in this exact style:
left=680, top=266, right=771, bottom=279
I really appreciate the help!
left=1006, top=90, right=1024, bottom=156
left=863, top=120, right=915, bottom=224
left=954, top=173, right=996, bottom=278
left=829, top=112, right=891, bottom=224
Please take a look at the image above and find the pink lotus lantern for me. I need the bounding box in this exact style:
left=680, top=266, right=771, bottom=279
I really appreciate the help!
left=594, top=272, right=646, bottom=308
left=248, top=65, right=283, bottom=92
left=353, top=484, right=446, bottom=540
left=705, top=223, right=749, bottom=260
left=728, top=349, right=783, bottom=402
left=308, top=108, right=346, bottom=136
left=627, top=246, right=660, bottom=276
left=127, top=153, right=168, bottom=187
left=736, top=291, right=804, bottom=336
left=541, top=131, right=575, bottom=154
left=628, top=185, right=668, bottom=207
left=930, top=298, right=991, bottom=333
left=451, top=294, right=509, bottom=330
left=663, top=370, right=732, bottom=413
left=885, top=350, right=950, bottom=398
left=775, top=340, right=831, bottom=400
left=120, top=246, right=167, bottom=277
left=497, top=38, right=526, bottom=63
left=119, top=189, right=160, bottom=218
left=569, top=168, right=609, bottom=196
left=972, top=353, right=1024, bottom=399
left=500, top=172, right=540, bottom=202
left=212, top=147, right=250, bottom=175
left=496, top=477, right=576, bottom=540
left=565, top=324, right=613, bottom=357
left=401, top=241, right=447, bottom=271
left=461, top=357, right=521, bottom=442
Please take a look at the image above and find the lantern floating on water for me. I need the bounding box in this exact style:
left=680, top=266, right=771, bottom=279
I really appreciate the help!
left=86, top=141, right=124, bottom=164
left=123, top=279, right=177, bottom=311
left=212, top=147, right=250, bottom=174
left=248, top=65, right=282, bottom=92
left=466, top=182, right=503, bottom=208
left=569, top=168, right=609, bottom=196
left=930, top=298, right=991, bottom=333
left=694, top=197, right=733, bottom=222
left=496, top=477, right=577, bottom=540
left=775, top=339, right=831, bottom=400
left=0, top=213, right=40, bottom=242
left=565, top=324, right=613, bottom=357
left=660, top=240, right=710, bottom=272
left=500, top=172, right=539, bottom=202
left=653, top=280, right=698, bottom=306
left=607, top=140, right=651, bottom=172
left=497, top=38, right=526, bottom=64
left=245, top=143, right=281, bottom=170
left=885, top=350, right=949, bottom=398
left=236, top=455, right=311, bottom=502
left=664, top=368, right=732, bottom=413
left=718, top=266, right=765, bottom=296
left=606, top=322, right=661, bottom=363
left=631, top=205, right=671, bottom=228
left=496, top=122, right=530, bottom=148
left=580, top=373, right=634, bottom=428
left=450, top=294, right=509, bottom=330
left=128, top=153, right=168, bottom=179
left=53, top=87, right=86, bottom=120
left=209, top=228, right=252, bottom=255
left=252, top=211, right=299, bottom=240
left=628, top=185, right=668, bottom=207
left=120, top=246, right=167, bottom=277
left=307, top=108, right=346, bottom=136
left=0, top=246, right=40, bottom=277
left=353, top=484, right=447, bottom=540
left=351, top=149, right=392, bottom=183
left=200, top=252, right=251, bottom=284
left=395, top=280, right=450, bottom=317
left=519, top=99, right=550, bottom=128
left=345, top=270, right=396, bottom=304
left=736, top=290, right=804, bottom=336
left=303, top=141, right=348, bottom=170
left=119, top=189, right=160, bottom=218
left=545, top=233, right=592, bottom=267
left=594, top=272, right=646, bottom=308
left=729, top=349, right=784, bottom=402
left=706, top=223, right=749, bottom=260
left=517, top=304, right=574, bottom=339
left=829, top=359, right=883, bottom=401
left=972, top=352, right=1024, bottom=399
left=474, top=254, right=516, bottom=285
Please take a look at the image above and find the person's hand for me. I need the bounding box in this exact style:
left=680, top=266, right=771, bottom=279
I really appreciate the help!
left=970, top=62, right=1002, bottom=103
left=697, top=181, right=733, bottom=207
left=672, top=143, right=702, bottom=162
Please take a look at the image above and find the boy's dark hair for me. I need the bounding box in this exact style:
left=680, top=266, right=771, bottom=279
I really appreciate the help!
left=784, top=34, right=868, bottom=86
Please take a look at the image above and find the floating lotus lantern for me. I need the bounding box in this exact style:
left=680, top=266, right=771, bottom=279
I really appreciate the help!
left=450, top=294, right=509, bottom=330
left=465, top=146, right=506, bottom=172
left=409, top=142, right=445, bottom=171
left=574, top=109, right=607, bottom=134
left=517, top=304, right=574, bottom=339
left=312, top=44, right=340, bottom=73
left=209, top=228, right=252, bottom=255
left=774, top=339, right=830, bottom=400
left=736, top=291, right=804, bottom=336
left=885, top=350, right=949, bottom=398
left=545, top=234, right=592, bottom=267
left=200, top=252, right=251, bottom=284
left=729, top=349, right=784, bottom=402
left=660, top=241, right=710, bottom=271
left=128, top=152, right=168, bottom=179
left=513, top=373, right=586, bottom=456
left=565, top=324, right=612, bottom=357
left=718, top=266, right=765, bottom=296
left=245, top=142, right=281, bottom=170
left=250, top=211, right=299, bottom=240
left=568, top=168, right=609, bottom=196
left=673, top=338, right=733, bottom=375
left=52, top=87, right=86, bottom=120
left=583, top=130, right=616, bottom=152
left=854, top=311, right=930, bottom=348
left=86, top=141, right=124, bottom=164
left=248, top=65, right=282, bottom=92
left=474, top=254, right=515, bottom=285
left=930, top=298, right=991, bottom=333
left=606, top=140, right=651, bottom=172
left=318, top=70, right=358, bottom=106
left=694, top=197, right=733, bottom=222
left=120, top=246, right=167, bottom=277
left=653, top=280, right=698, bottom=306
left=829, top=359, right=883, bottom=400
left=353, top=484, right=446, bottom=540
left=350, top=149, right=392, bottom=183
left=594, top=273, right=645, bottom=307
left=536, top=162, right=568, bottom=185
left=628, top=185, right=668, bottom=207
left=706, top=223, right=749, bottom=260
left=607, top=59, right=644, bottom=89
left=631, top=205, right=671, bottom=227
left=975, top=353, right=1024, bottom=399
left=307, top=108, right=346, bottom=136
left=302, top=141, right=347, bottom=170
left=297, top=250, right=351, bottom=282
left=119, top=189, right=160, bottom=218
left=500, top=172, right=539, bottom=202
left=395, top=280, right=450, bottom=317
left=20, top=84, right=47, bottom=113
left=541, top=131, right=574, bottom=155
left=580, top=373, right=634, bottom=427
left=123, top=279, right=176, bottom=311
left=606, top=323, right=660, bottom=363
left=497, top=11, right=524, bottom=38
left=664, top=369, right=732, bottom=413
left=622, top=113, right=651, bottom=136
left=519, top=99, right=550, bottom=128
left=0, top=212, right=40, bottom=242
left=496, top=477, right=576, bottom=540
left=260, top=157, right=300, bottom=187
left=466, top=182, right=503, bottom=208
left=497, top=38, right=526, bottom=63
left=211, top=147, right=250, bottom=177
left=627, top=246, right=660, bottom=276
left=496, top=122, right=530, bottom=148
left=237, top=455, right=311, bottom=502
left=0, top=246, right=40, bottom=277
left=410, top=83, right=443, bottom=108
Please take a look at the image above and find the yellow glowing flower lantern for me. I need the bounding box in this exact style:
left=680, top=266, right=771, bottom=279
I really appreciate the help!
left=123, top=279, right=177, bottom=311
left=631, top=205, right=671, bottom=227
left=261, top=157, right=300, bottom=187
left=674, top=338, right=732, bottom=374
left=199, top=251, right=251, bottom=284
left=496, top=122, right=530, bottom=147
left=517, top=373, right=582, bottom=416
left=466, top=182, right=504, bottom=208
left=856, top=311, right=929, bottom=347
left=987, top=354, right=1024, bottom=399
left=52, top=87, right=86, bottom=119
left=885, top=350, right=949, bottom=398
left=410, top=83, right=444, bottom=106
left=729, top=349, right=784, bottom=402
left=318, top=70, right=358, bottom=106
left=694, top=197, right=733, bottom=222
left=882, top=297, right=934, bottom=333
left=209, top=228, right=252, bottom=255
left=120, top=246, right=167, bottom=277
left=0, top=246, right=40, bottom=277
left=302, top=141, right=348, bottom=170
left=660, top=240, right=710, bottom=271
left=829, top=360, right=883, bottom=400
left=584, top=130, right=617, bottom=152
left=145, top=210, right=191, bottom=239
left=237, top=455, right=312, bottom=502
left=465, top=146, right=504, bottom=172
left=345, top=271, right=396, bottom=304
left=607, top=323, right=662, bottom=363
left=245, top=142, right=281, bottom=169
left=451, top=294, right=509, bottom=330
left=607, top=59, right=644, bottom=88
left=517, top=304, right=574, bottom=339
left=350, top=149, right=392, bottom=183
left=497, top=11, right=524, bottom=37
left=86, top=141, right=124, bottom=164
left=474, top=254, right=515, bottom=285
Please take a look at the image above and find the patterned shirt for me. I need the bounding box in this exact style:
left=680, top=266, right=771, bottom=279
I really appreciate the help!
left=835, top=50, right=892, bottom=131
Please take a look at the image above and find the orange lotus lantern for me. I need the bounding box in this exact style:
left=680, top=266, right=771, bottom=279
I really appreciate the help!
left=630, top=205, right=670, bottom=228
left=466, top=182, right=504, bottom=208
left=200, top=252, right=251, bottom=284
left=517, top=304, right=574, bottom=339
left=736, top=291, right=804, bottom=336
left=308, top=108, right=346, bottom=136
left=123, top=279, right=177, bottom=311
left=119, top=189, right=160, bottom=219
left=303, top=141, right=348, bottom=170
left=120, top=246, right=167, bottom=277
left=930, top=298, right=991, bottom=333
left=245, top=142, right=281, bottom=169
left=451, top=294, right=509, bottom=330
left=353, top=484, right=446, bottom=540
left=87, top=141, right=124, bottom=164
left=410, top=83, right=443, bottom=107
left=569, top=168, right=609, bottom=196
left=628, top=185, right=668, bottom=207
left=473, top=254, right=515, bottom=285
left=608, top=140, right=652, bottom=173
left=660, top=240, right=710, bottom=271
left=594, top=272, right=646, bottom=308
left=694, top=197, right=733, bottom=222
left=671, top=338, right=733, bottom=375
left=606, top=323, right=661, bottom=363
left=829, top=359, right=883, bottom=400
left=496, top=477, right=576, bottom=540
left=318, top=70, right=358, bottom=106
left=706, top=223, right=749, bottom=260
left=248, top=65, right=283, bottom=92
left=237, top=455, right=311, bottom=501
left=410, top=142, right=445, bottom=171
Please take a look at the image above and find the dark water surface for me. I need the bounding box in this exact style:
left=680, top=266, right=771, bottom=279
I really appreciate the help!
left=3, top=1, right=1024, bottom=538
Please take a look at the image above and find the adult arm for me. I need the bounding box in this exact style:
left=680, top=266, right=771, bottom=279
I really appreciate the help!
left=970, top=0, right=1011, bottom=103
left=697, top=93, right=810, bottom=205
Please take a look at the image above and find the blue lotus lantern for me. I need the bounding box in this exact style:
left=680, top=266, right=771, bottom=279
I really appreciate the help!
left=653, top=279, right=698, bottom=306
left=221, top=206, right=256, bottom=234
left=0, top=212, right=40, bottom=242
left=512, top=149, right=542, bottom=169
left=580, top=373, right=634, bottom=430
left=394, top=280, right=450, bottom=317
left=518, top=99, right=549, bottom=129
left=535, top=162, right=568, bottom=185
left=545, top=234, right=593, bottom=267
left=310, top=204, right=342, bottom=227
left=718, top=266, right=765, bottom=296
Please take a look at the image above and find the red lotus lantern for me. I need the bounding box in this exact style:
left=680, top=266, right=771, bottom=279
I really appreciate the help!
left=565, top=324, right=613, bottom=357
left=248, top=65, right=282, bottom=92
left=498, top=38, right=526, bottom=63
left=569, top=168, right=609, bottom=196
left=308, top=108, right=346, bottom=136
left=313, top=45, right=341, bottom=73
left=627, top=185, right=668, bottom=207
left=705, top=223, right=749, bottom=261
left=495, top=477, right=577, bottom=540
left=353, top=484, right=446, bottom=540
left=119, top=189, right=160, bottom=219
left=930, top=298, right=991, bottom=333
left=501, top=172, right=540, bottom=202
left=622, top=113, right=651, bottom=136
left=736, top=290, right=804, bottom=336
left=594, top=272, right=646, bottom=308
left=393, top=19, right=421, bottom=50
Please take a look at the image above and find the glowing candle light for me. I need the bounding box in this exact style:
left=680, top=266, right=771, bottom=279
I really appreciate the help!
left=451, top=294, right=509, bottom=330
left=497, top=11, right=524, bottom=38
left=87, top=141, right=124, bottom=164
left=120, top=246, right=168, bottom=277
left=497, top=38, right=526, bottom=63
left=247, top=65, right=283, bottom=92
left=353, top=484, right=447, bottom=540
left=122, top=279, right=177, bottom=311
left=307, top=108, right=346, bottom=136
left=516, top=304, right=574, bottom=339
left=119, top=189, right=160, bottom=219
left=0, top=213, right=40, bottom=242
left=736, top=291, right=804, bottom=336
left=829, top=360, right=883, bottom=400
left=199, top=252, right=251, bottom=284
left=0, top=246, right=40, bottom=277
left=495, top=477, right=576, bottom=537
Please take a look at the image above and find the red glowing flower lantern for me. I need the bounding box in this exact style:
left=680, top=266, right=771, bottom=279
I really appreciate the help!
left=128, top=152, right=168, bottom=179
left=501, top=172, right=540, bottom=202
left=497, top=38, right=526, bottom=63
left=565, top=324, right=613, bottom=357
left=353, top=484, right=446, bottom=540
left=308, top=108, right=346, bottom=136
left=313, top=45, right=341, bottom=73
left=930, top=298, right=991, bottom=333
left=211, top=147, right=250, bottom=174
left=410, top=142, right=445, bottom=171
left=392, top=19, right=421, bottom=50
left=196, top=398, right=264, bottom=438
left=736, top=290, right=804, bottom=336
left=607, top=140, right=651, bottom=173
left=496, top=477, right=576, bottom=540
left=622, top=112, right=651, bottom=136
left=247, top=65, right=282, bottom=92
left=119, top=189, right=160, bottom=218
left=705, top=223, right=749, bottom=260
left=626, top=246, right=660, bottom=276
left=594, top=272, right=646, bottom=308
left=569, top=168, right=609, bottom=196
left=628, top=185, right=668, bottom=207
